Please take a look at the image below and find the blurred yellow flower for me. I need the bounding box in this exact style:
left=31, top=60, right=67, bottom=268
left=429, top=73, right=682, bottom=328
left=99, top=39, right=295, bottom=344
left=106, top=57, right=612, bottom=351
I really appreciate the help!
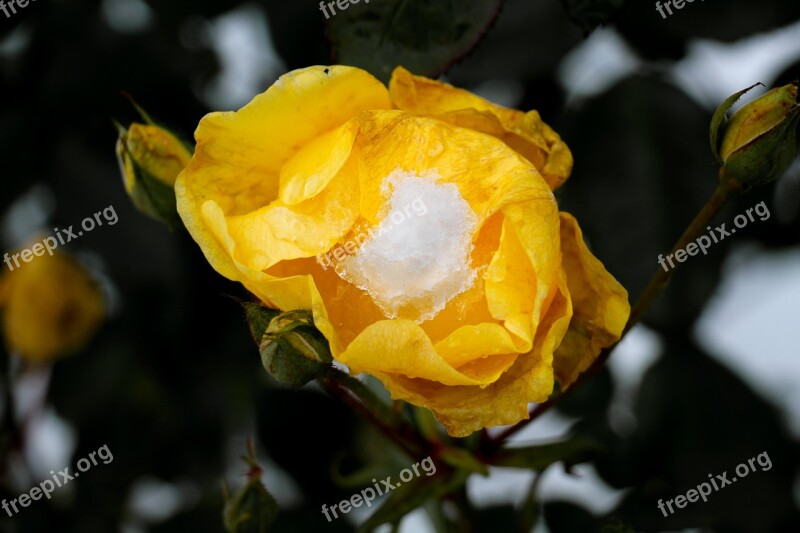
left=0, top=252, right=104, bottom=363
left=176, top=65, right=630, bottom=436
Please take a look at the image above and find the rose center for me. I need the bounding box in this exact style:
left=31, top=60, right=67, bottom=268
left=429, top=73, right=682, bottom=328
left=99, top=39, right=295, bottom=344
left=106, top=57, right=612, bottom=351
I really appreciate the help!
left=337, top=169, right=477, bottom=323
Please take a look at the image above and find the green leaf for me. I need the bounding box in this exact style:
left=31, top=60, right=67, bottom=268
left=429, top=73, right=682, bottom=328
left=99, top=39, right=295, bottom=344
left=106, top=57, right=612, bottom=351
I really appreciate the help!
left=518, top=477, right=541, bottom=533
left=328, top=0, right=504, bottom=83
left=709, top=82, right=763, bottom=164
left=487, top=438, right=600, bottom=470
left=438, top=447, right=489, bottom=476
left=559, top=0, right=625, bottom=34
left=356, top=469, right=470, bottom=532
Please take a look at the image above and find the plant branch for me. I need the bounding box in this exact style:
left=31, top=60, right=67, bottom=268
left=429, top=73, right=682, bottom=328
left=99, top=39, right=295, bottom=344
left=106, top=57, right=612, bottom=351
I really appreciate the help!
left=319, top=368, right=430, bottom=459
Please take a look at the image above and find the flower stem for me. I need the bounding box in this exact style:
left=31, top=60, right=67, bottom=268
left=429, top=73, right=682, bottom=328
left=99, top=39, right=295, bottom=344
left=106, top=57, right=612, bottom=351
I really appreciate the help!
left=319, top=368, right=430, bottom=459
left=488, top=183, right=737, bottom=448
left=624, top=183, right=734, bottom=335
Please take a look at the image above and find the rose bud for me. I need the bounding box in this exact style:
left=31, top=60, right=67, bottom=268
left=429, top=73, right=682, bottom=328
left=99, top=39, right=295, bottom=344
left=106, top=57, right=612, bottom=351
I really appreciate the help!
left=116, top=119, right=192, bottom=227
left=712, top=81, right=800, bottom=189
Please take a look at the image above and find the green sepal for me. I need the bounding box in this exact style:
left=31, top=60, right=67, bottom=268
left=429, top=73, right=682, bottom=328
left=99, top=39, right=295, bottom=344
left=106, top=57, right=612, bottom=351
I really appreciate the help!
left=710, top=82, right=763, bottom=165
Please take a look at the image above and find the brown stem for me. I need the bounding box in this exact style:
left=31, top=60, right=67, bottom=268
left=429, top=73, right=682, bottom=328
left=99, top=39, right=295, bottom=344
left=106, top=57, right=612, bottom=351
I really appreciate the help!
left=624, top=183, right=734, bottom=335
left=319, top=370, right=429, bottom=459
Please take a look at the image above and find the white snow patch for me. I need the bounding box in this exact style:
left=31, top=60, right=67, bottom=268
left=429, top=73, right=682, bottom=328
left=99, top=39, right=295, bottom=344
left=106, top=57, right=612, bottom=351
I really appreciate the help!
left=339, top=170, right=478, bottom=323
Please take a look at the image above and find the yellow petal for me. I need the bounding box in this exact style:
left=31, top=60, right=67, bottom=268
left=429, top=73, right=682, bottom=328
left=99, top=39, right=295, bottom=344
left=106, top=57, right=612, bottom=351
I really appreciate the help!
left=484, top=218, right=537, bottom=333
left=375, top=271, right=572, bottom=437
left=176, top=66, right=391, bottom=279
left=553, top=213, right=630, bottom=388
left=433, top=323, right=518, bottom=368
left=339, top=320, right=500, bottom=387
left=279, top=121, right=358, bottom=205
left=353, top=110, right=553, bottom=224
left=242, top=110, right=558, bottom=347
left=389, top=66, right=573, bottom=190
left=225, top=153, right=361, bottom=270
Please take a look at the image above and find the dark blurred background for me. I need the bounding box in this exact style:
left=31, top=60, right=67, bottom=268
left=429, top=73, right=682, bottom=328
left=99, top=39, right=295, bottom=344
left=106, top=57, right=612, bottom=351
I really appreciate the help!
left=1, top=0, right=799, bottom=531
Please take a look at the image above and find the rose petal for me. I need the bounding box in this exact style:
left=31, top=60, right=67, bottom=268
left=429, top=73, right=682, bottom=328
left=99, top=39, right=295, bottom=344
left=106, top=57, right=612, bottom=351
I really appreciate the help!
left=553, top=212, right=630, bottom=388
left=373, top=271, right=571, bottom=437
left=177, top=66, right=390, bottom=276
left=389, top=66, right=573, bottom=190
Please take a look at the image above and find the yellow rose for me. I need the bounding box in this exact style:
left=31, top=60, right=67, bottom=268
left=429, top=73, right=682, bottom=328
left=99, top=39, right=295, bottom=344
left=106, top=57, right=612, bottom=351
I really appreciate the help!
left=0, top=251, right=104, bottom=363
left=176, top=65, right=630, bottom=437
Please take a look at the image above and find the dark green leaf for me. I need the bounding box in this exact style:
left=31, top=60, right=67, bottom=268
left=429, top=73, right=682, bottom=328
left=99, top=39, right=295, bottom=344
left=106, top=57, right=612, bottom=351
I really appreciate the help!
left=328, top=0, right=504, bottom=83
left=518, top=478, right=541, bottom=533
left=487, top=438, right=600, bottom=470
left=356, top=469, right=470, bottom=532
left=438, top=447, right=489, bottom=476
left=559, top=0, right=625, bottom=34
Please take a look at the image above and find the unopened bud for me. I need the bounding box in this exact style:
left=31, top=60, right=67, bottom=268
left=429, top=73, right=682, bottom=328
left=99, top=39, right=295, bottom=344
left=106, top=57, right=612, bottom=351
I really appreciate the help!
left=258, top=309, right=332, bottom=387
left=223, top=440, right=279, bottom=533
left=115, top=105, right=192, bottom=226
left=711, top=82, right=800, bottom=189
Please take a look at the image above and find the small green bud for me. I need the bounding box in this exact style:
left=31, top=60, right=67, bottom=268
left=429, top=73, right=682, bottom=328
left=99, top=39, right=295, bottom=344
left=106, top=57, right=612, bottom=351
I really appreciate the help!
left=115, top=103, right=192, bottom=227
left=259, top=309, right=333, bottom=387
left=711, top=81, right=800, bottom=189
left=223, top=440, right=279, bottom=533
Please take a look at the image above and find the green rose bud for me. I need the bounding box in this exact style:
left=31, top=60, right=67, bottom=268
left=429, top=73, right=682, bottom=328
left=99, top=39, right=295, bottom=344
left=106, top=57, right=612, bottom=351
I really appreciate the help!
left=115, top=102, right=192, bottom=227
left=256, top=308, right=333, bottom=387
left=223, top=440, right=279, bottom=533
left=711, top=81, right=800, bottom=189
